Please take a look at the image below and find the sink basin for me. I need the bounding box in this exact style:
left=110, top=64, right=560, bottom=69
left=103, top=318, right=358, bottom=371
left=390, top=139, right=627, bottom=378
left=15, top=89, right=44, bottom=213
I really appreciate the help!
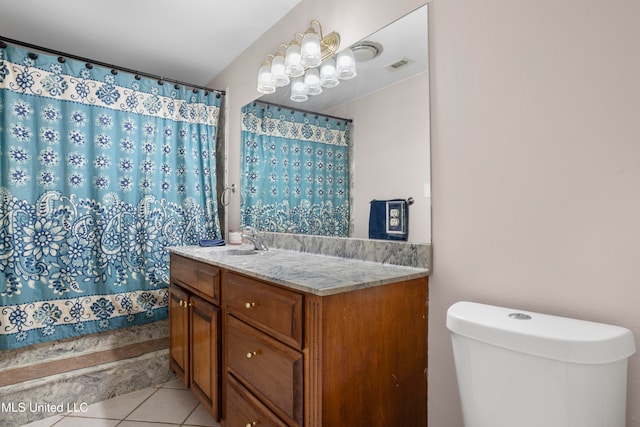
left=226, top=249, right=261, bottom=256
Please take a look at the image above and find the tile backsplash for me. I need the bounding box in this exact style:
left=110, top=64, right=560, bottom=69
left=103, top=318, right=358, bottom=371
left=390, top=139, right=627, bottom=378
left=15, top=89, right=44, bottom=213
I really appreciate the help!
left=261, top=232, right=431, bottom=271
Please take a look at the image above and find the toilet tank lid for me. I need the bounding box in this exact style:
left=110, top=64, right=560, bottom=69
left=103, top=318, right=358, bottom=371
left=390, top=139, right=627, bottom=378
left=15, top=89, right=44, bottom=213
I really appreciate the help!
left=446, top=301, right=636, bottom=364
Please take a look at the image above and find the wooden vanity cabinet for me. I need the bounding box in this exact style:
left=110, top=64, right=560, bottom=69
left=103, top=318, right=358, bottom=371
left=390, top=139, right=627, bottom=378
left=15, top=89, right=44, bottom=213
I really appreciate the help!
left=223, top=270, right=428, bottom=427
left=169, top=254, right=222, bottom=421
left=169, top=253, right=428, bottom=427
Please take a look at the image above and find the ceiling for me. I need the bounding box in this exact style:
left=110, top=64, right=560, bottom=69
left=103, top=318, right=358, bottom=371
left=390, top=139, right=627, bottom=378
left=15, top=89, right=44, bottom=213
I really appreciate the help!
left=0, top=0, right=302, bottom=87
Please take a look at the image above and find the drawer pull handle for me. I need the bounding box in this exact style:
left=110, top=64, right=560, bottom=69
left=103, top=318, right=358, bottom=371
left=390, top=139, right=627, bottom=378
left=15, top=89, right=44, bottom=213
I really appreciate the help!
left=246, top=351, right=258, bottom=359
left=245, top=422, right=258, bottom=427
left=245, top=302, right=256, bottom=309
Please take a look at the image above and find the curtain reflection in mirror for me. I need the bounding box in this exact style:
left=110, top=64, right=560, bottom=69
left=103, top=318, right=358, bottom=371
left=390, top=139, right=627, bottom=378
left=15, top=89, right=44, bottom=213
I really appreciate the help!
left=241, top=102, right=351, bottom=236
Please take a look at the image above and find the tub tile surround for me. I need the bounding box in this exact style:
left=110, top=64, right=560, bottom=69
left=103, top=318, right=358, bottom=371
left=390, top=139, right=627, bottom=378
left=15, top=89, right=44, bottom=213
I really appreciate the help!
left=262, top=231, right=432, bottom=269
left=2, top=351, right=173, bottom=426
left=0, top=321, right=174, bottom=427
left=0, top=320, right=168, bottom=373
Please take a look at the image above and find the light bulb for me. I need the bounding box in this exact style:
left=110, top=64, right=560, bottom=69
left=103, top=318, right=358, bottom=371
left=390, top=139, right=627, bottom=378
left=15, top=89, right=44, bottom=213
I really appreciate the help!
left=284, top=43, right=304, bottom=77
left=336, top=48, right=357, bottom=80
left=304, top=68, right=322, bottom=96
left=290, top=76, right=308, bottom=102
left=256, top=62, right=276, bottom=94
left=271, top=54, right=289, bottom=87
left=320, top=57, right=340, bottom=88
left=300, top=31, right=321, bottom=68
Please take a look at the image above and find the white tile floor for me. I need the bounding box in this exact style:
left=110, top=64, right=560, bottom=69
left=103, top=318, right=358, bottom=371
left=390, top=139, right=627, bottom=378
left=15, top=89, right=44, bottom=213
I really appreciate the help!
left=21, top=380, right=220, bottom=427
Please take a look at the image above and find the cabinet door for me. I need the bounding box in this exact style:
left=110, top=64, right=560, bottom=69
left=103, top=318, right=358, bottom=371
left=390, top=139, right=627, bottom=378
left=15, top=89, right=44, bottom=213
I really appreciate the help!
left=169, top=284, right=190, bottom=385
left=190, top=294, right=221, bottom=420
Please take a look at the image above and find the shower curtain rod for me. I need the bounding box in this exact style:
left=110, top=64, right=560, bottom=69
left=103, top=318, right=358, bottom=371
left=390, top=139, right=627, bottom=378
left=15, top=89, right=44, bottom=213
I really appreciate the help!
left=0, top=35, right=225, bottom=96
left=253, top=99, right=353, bottom=123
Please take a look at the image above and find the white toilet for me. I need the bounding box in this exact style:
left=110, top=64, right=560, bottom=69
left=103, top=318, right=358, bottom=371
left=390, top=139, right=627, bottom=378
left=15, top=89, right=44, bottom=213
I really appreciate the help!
left=447, top=301, right=636, bottom=427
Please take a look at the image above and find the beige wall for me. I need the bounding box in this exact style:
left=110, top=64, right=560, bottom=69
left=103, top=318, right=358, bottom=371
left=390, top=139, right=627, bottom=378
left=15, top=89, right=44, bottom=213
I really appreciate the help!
left=429, top=0, right=640, bottom=425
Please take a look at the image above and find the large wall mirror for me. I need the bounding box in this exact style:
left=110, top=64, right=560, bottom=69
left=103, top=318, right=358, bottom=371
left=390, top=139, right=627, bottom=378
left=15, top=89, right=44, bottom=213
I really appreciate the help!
left=240, top=5, right=430, bottom=243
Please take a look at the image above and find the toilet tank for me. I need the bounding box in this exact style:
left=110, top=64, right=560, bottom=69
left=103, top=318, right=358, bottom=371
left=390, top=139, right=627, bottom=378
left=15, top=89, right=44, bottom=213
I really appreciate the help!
left=447, top=301, right=636, bottom=427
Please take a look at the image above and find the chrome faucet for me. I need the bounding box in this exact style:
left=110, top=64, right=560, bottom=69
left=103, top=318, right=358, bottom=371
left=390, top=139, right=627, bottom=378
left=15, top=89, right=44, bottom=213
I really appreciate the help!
left=241, top=226, right=268, bottom=251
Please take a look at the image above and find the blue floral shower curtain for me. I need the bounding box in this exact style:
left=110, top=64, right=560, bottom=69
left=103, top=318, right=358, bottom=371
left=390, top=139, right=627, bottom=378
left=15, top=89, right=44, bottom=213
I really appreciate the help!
left=0, top=42, right=223, bottom=349
left=241, top=102, right=350, bottom=236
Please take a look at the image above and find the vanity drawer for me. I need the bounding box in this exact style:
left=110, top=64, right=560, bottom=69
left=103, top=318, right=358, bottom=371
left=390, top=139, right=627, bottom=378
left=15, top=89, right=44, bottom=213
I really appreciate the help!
left=225, top=272, right=303, bottom=349
left=226, top=374, right=288, bottom=427
left=170, top=254, right=221, bottom=305
left=227, top=315, right=303, bottom=426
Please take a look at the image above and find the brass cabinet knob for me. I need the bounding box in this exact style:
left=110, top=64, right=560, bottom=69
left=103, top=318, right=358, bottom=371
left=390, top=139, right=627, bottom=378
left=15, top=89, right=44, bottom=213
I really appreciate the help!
left=246, top=351, right=257, bottom=359
left=245, top=422, right=257, bottom=427
left=245, top=302, right=256, bottom=309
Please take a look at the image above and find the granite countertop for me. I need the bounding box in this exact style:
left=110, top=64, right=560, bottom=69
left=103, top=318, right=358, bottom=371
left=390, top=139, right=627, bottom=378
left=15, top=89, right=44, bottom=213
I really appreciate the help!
left=168, top=244, right=429, bottom=296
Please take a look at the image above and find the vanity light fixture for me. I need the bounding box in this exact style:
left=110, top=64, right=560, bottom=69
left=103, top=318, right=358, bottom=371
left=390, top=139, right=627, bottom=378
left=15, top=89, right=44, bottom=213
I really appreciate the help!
left=256, top=20, right=357, bottom=102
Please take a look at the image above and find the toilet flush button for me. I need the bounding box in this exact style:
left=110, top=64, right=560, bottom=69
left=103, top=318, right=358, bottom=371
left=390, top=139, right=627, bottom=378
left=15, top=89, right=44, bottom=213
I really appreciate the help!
left=509, top=313, right=532, bottom=320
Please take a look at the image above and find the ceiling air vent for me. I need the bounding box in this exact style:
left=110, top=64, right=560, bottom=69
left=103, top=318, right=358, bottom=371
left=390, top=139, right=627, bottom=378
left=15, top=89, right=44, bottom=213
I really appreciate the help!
left=385, top=57, right=415, bottom=72
left=351, top=41, right=383, bottom=62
